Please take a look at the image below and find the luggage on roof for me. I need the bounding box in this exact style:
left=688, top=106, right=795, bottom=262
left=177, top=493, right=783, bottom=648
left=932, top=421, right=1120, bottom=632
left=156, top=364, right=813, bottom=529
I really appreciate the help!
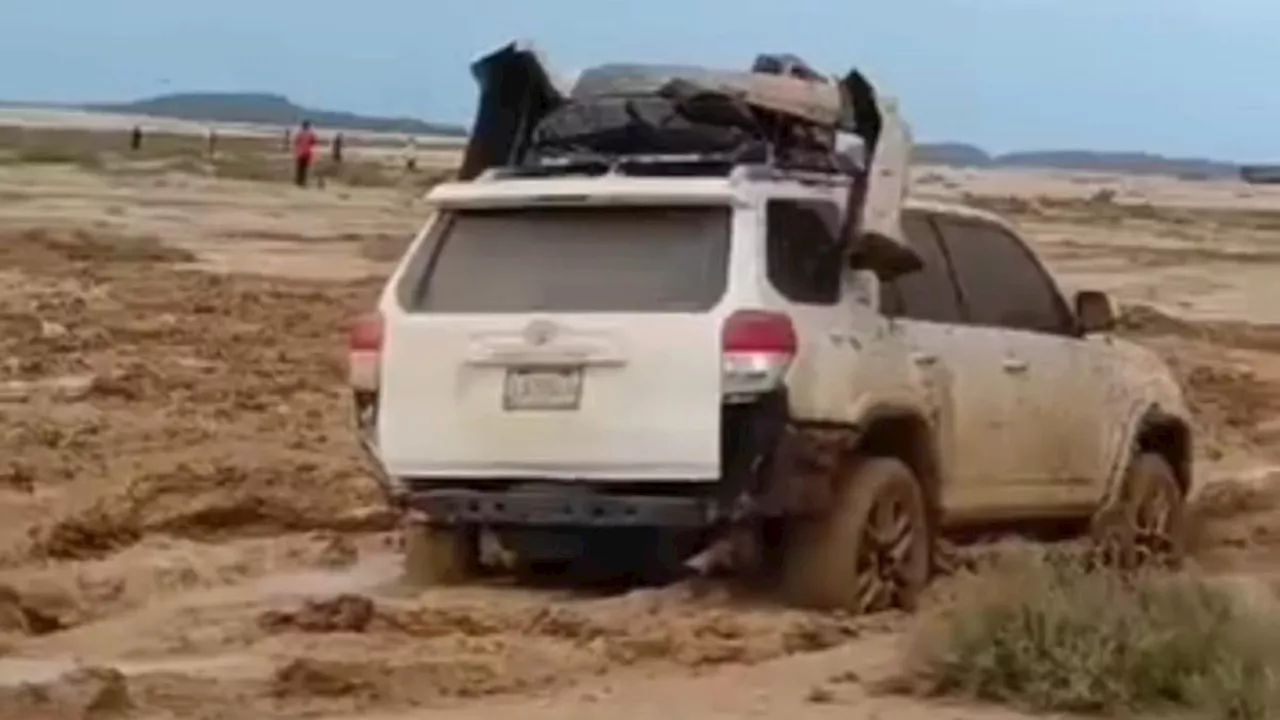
left=455, top=41, right=916, bottom=279
left=530, top=67, right=868, bottom=173
left=458, top=43, right=885, bottom=180
left=530, top=78, right=767, bottom=161
left=566, top=63, right=847, bottom=127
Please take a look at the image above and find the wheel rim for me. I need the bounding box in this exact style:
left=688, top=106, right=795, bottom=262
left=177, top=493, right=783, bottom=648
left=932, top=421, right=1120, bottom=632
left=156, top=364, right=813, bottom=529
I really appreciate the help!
left=1091, top=475, right=1180, bottom=572
left=1131, top=477, right=1179, bottom=567
left=854, top=485, right=917, bottom=613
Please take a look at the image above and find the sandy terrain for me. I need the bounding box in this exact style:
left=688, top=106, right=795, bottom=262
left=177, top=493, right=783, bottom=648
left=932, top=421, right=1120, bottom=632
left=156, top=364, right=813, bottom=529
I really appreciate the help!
left=2, top=156, right=1280, bottom=720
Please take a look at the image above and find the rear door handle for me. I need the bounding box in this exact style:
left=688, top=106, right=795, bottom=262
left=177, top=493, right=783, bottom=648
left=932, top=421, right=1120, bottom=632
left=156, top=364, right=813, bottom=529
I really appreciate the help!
left=1002, top=356, right=1029, bottom=373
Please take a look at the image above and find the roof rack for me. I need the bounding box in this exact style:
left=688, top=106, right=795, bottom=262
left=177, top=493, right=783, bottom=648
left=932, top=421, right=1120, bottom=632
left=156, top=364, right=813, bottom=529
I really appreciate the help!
left=490, top=150, right=747, bottom=180
left=487, top=138, right=862, bottom=181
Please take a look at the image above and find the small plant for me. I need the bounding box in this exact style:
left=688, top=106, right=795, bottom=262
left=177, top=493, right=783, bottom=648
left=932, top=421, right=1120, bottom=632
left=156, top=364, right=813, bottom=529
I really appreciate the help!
left=1089, top=187, right=1119, bottom=204
left=898, top=546, right=1280, bottom=719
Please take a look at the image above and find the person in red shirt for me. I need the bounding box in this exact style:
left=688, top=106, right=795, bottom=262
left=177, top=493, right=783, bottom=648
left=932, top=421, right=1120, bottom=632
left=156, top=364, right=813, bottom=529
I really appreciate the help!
left=293, top=120, right=319, bottom=187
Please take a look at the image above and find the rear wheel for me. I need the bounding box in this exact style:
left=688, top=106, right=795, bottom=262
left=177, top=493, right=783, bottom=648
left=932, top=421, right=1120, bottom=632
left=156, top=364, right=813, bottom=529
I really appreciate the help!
left=782, top=457, right=930, bottom=613
left=402, top=523, right=479, bottom=586
left=1090, top=452, right=1186, bottom=570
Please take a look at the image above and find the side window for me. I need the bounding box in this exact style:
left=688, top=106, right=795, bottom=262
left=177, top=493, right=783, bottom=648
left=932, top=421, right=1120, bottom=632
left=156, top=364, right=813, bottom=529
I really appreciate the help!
left=765, top=200, right=842, bottom=305
left=934, top=217, right=1072, bottom=335
left=880, top=211, right=964, bottom=323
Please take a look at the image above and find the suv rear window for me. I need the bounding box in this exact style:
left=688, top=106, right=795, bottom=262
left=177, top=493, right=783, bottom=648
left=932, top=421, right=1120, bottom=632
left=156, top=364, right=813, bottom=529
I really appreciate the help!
left=404, top=205, right=731, bottom=313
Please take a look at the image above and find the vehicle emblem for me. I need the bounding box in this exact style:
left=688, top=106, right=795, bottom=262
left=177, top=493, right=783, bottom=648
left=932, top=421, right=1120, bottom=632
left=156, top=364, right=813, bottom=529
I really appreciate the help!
left=523, top=319, right=557, bottom=346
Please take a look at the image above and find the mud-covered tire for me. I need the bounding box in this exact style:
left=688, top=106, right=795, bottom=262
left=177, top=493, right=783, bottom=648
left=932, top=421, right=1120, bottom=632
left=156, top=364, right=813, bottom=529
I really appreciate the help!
left=1090, top=452, right=1186, bottom=570
left=402, top=523, right=478, bottom=586
left=782, top=457, right=930, bottom=613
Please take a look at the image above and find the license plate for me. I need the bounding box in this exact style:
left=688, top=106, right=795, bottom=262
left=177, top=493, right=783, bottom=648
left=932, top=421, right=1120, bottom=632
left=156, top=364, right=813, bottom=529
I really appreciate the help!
left=503, top=367, right=583, bottom=411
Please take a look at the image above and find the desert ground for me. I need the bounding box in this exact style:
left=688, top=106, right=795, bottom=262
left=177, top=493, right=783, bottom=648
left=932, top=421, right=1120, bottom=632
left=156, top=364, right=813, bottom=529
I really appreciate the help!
left=2, top=122, right=1280, bottom=720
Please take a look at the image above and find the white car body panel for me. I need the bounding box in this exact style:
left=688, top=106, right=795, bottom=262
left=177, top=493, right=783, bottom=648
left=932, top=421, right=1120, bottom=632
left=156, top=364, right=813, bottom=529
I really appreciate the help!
left=377, top=312, right=725, bottom=480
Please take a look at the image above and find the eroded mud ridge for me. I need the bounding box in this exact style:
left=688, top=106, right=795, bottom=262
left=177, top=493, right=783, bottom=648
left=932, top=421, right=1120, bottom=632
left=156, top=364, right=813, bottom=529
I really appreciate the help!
left=0, top=581, right=876, bottom=719
left=3, top=195, right=1280, bottom=720
left=0, top=228, right=388, bottom=565
left=1118, top=304, right=1280, bottom=462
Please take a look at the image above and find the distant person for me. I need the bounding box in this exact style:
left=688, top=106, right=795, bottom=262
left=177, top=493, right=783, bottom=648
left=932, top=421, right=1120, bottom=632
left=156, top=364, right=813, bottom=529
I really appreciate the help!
left=293, top=120, right=318, bottom=187
left=283, top=128, right=292, bottom=151
left=332, top=132, right=344, bottom=165
left=403, top=135, right=418, bottom=173
left=130, top=125, right=143, bottom=151
left=206, top=128, right=218, bottom=159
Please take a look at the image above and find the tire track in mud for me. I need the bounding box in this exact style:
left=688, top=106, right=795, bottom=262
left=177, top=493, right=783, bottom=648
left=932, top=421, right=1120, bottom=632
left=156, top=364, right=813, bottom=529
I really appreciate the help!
left=0, top=227, right=389, bottom=567
left=0, top=554, right=883, bottom=719
left=0, top=228, right=404, bottom=714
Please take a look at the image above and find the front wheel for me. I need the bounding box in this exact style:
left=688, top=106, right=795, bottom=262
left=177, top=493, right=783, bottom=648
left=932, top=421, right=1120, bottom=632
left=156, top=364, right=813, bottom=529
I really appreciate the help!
left=1090, top=452, right=1186, bottom=570
left=782, top=457, right=931, bottom=613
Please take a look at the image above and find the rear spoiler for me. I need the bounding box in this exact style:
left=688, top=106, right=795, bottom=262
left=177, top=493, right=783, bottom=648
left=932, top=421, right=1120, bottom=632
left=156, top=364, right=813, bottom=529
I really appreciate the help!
left=458, top=41, right=562, bottom=182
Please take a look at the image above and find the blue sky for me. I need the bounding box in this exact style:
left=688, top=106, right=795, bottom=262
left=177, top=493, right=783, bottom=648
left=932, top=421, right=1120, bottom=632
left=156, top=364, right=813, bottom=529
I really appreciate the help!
left=3, top=0, right=1278, bottom=161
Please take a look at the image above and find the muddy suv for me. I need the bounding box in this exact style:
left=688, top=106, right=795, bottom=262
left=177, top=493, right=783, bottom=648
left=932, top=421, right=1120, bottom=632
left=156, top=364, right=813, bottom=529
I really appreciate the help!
left=348, top=43, right=1194, bottom=612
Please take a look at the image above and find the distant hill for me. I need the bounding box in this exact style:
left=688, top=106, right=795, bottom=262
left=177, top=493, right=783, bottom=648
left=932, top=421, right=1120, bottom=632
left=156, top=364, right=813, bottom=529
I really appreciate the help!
left=83, top=92, right=467, bottom=137
left=914, top=142, right=1239, bottom=179
left=913, top=143, right=994, bottom=168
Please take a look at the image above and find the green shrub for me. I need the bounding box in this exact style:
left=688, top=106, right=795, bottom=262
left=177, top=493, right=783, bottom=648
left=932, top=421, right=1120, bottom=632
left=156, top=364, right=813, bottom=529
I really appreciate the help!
left=900, top=547, right=1280, bottom=719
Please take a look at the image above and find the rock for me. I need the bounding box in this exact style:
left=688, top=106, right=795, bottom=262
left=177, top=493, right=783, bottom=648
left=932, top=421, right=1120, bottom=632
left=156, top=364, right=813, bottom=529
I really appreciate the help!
left=258, top=593, right=375, bottom=634
left=270, top=658, right=380, bottom=699
left=806, top=685, right=836, bottom=704
left=0, top=380, right=34, bottom=403
left=39, top=321, right=68, bottom=340
left=59, top=667, right=131, bottom=717
left=0, top=463, right=36, bottom=493
left=0, top=376, right=97, bottom=403
left=48, top=376, right=95, bottom=402
left=0, top=584, right=80, bottom=636
left=16, top=666, right=133, bottom=719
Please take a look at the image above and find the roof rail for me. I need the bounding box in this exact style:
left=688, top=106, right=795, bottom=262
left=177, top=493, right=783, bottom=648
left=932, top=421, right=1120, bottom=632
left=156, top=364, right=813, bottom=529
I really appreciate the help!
left=730, top=164, right=851, bottom=187
left=482, top=142, right=861, bottom=181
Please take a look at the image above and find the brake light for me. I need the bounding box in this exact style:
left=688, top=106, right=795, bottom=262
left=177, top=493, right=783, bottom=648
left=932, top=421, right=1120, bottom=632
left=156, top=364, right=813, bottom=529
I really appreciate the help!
left=348, top=311, right=384, bottom=392
left=721, top=310, right=796, bottom=399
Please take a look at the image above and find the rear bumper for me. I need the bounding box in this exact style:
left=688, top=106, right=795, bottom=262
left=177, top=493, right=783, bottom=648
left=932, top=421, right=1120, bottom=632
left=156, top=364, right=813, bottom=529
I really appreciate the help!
left=356, top=392, right=797, bottom=530
left=358, top=432, right=721, bottom=528
left=404, top=486, right=719, bottom=528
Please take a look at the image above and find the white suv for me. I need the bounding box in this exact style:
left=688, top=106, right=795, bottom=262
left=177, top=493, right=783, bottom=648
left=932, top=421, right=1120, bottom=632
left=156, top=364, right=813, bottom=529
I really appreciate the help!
left=348, top=45, right=1194, bottom=612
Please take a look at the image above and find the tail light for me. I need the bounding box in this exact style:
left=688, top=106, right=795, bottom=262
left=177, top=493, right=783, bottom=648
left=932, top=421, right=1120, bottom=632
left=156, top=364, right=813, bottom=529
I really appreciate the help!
left=721, top=309, right=797, bottom=400
left=348, top=312, right=384, bottom=437
left=347, top=311, right=384, bottom=392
